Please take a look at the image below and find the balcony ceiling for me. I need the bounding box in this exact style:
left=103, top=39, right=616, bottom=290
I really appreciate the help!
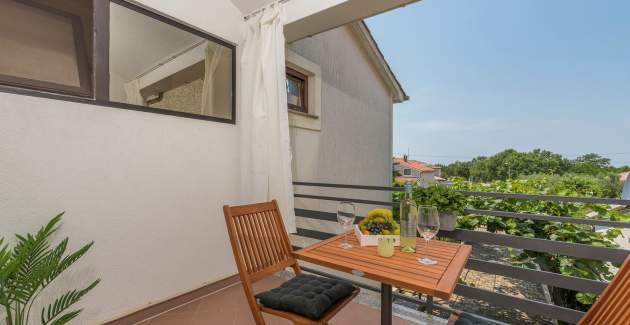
left=230, top=0, right=273, bottom=15
left=231, top=0, right=421, bottom=42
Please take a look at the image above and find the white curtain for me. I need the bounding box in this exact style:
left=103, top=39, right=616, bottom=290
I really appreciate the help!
left=124, top=79, right=144, bottom=106
left=201, top=42, right=226, bottom=115
left=240, top=3, right=296, bottom=233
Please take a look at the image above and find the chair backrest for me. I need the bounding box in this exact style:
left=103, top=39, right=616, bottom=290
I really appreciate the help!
left=578, top=255, right=630, bottom=324
left=224, top=200, right=299, bottom=284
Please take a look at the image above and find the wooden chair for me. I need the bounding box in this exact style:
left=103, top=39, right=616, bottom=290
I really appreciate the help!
left=224, top=200, right=359, bottom=325
left=577, top=254, right=630, bottom=324
left=447, top=254, right=630, bottom=325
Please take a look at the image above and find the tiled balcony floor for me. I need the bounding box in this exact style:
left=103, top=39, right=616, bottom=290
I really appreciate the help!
left=139, top=276, right=418, bottom=325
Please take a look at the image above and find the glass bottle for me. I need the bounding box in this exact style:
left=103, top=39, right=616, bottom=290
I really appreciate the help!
left=399, top=182, right=418, bottom=253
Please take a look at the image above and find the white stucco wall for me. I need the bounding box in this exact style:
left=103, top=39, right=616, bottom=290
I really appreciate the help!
left=288, top=25, right=395, bottom=234
left=0, top=2, right=400, bottom=323
left=0, top=0, right=245, bottom=323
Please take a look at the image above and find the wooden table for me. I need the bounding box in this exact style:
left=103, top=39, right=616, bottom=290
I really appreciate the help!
left=294, top=233, right=472, bottom=325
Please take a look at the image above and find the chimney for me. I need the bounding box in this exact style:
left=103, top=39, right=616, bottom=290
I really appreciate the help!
left=403, top=154, right=408, bottom=162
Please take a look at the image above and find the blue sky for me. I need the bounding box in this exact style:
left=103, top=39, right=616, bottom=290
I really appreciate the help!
left=367, top=0, right=630, bottom=166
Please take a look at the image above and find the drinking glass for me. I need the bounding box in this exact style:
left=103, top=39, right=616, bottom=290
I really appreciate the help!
left=417, top=205, right=440, bottom=265
left=337, top=202, right=356, bottom=249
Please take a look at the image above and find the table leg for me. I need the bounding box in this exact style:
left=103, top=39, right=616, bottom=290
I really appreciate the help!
left=381, top=283, right=392, bottom=325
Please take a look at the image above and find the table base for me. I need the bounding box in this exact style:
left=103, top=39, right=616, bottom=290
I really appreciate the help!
left=381, top=283, right=392, bottom=325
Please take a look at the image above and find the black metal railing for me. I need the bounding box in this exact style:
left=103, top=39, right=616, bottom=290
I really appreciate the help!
left=291, top=181, right=630, bottom=324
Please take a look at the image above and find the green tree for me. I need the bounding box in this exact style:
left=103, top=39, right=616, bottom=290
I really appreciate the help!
left=571, top=153, right=612, bottom=174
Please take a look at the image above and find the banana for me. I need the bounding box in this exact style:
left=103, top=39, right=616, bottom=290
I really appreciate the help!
left=365, top=208, right=393, bottom=221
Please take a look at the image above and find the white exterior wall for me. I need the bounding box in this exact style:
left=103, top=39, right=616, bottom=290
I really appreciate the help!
left=0, top=3, right=400, bottom=323
left=0, top=0, right=245, bottom=323
left=288, top=26, right=395, bottom=236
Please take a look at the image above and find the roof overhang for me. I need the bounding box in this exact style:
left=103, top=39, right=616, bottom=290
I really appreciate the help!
left=232, top=0, right=421, bottom=43
left=232, top=0, right=416, bottom=103
left=282, top=0, right=421, bottom=43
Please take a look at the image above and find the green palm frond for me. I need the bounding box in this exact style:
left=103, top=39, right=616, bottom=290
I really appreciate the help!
left=50, top=309, right=82, bottom=325
left=43, top=241, right=94, bottom=287
left=41, top=279, right=100, bottom=325
left=0, top=213, right=99, bottom=325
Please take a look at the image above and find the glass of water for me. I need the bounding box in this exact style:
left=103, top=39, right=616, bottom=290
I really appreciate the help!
left=417, top=205, right=440, bottom=265
left=337, top=202, right=356, bottom=249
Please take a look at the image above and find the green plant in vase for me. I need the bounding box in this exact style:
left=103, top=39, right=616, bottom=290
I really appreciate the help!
left=0, top=213, right=100, bottom=325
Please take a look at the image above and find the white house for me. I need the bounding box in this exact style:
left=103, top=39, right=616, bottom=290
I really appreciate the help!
left=0, top=0, right=415, bottom=323
left=393, top=156, right=443, bottom=186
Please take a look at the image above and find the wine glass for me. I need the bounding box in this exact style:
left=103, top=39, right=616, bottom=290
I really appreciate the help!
left=417, top=205, right=440, bottom=265
left=337, top=202, right=356, bottom=249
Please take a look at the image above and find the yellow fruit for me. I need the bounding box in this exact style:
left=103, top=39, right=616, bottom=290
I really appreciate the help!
left=366, top=208, right=393, bottom=221
left=393, top=229, right=400, bottom=235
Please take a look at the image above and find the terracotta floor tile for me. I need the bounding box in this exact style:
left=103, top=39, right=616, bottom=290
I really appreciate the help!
left=143, top=276, right=417, bottom=325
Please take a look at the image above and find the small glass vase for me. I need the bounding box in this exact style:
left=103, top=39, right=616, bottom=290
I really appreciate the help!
left=377, top=236, right=395, bottom=258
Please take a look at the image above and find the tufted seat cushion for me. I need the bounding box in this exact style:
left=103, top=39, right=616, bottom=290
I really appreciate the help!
left=255, top=274, right=356, bottom=319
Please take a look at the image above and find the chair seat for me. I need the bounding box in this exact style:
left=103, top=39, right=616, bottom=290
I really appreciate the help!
left=256, top=274, right=356, bottom=320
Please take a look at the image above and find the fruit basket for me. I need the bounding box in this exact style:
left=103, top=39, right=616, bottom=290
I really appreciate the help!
left=355, top=208, right=400, bottom=247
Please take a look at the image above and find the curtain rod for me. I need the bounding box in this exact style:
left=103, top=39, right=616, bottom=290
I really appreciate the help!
left=244, top=0, right=291, bottom=21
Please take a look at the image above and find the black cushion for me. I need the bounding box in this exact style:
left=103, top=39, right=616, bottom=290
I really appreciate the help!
left=454, top=312, right=505, bottom=325
left=256, top=274, right=355, bottom=319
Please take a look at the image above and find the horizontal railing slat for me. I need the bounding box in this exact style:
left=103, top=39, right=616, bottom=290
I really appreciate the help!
left=440, top=229, right=630, bottom=264
left=294, top=217, right=630, bottom=263
left=459, top=190, right=630, bottom=205
left=294, top=181, right=402, bottom=191
left=295, top=208, right=365, bottom=223
left=295, top=205, right=630, bottom=228
left=465, top=258, right=607, bottom=294
left=296, top=227, right=334, bottom=241
left=454, top=284, right=584, bottom=324
left=465, top=208, right=630, bottom=228
left=294, top=193, right=395, bottom=206
left=293, top=181, right=630, bottom=205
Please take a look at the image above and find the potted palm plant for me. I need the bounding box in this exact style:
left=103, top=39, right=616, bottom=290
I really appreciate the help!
left=413, top=184, right=466, bottom=231
left=0, top=212, right=100, bottom=325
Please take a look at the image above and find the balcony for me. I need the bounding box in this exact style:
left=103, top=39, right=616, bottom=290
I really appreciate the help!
left=111, top=181, right=630, bottom=325
left=286, top=181, right=630, bottom=324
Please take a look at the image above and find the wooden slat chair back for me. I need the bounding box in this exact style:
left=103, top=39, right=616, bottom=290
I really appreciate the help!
left=578, top=255, right=630, bottom=325
left=224, top=200, right=299, bottom=283
left=224, top=200, right=358, bottom=325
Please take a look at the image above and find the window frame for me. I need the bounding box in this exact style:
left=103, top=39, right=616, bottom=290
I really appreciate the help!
left=0, top=0, right=93, bottom=97
left=0, top=0, right=237, bottom=125
left=286, top=67, right=308, bottom=114
left=403, top=168, right=412, bottom=176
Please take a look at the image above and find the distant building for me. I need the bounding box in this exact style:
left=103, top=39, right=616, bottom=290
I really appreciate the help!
left=393, top=155, right=443, bottom=186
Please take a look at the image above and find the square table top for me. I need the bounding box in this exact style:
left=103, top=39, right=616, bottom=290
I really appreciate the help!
left=294, top=233, right=472, bottom=300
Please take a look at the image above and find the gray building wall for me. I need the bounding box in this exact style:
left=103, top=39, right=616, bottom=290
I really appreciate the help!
left=288, top=24, right=396, bottom=237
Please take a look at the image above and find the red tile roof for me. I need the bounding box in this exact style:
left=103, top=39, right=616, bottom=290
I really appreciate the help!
left=620, top=171, right=630, bottom=182
left=394, top=158, right=438, bottom=173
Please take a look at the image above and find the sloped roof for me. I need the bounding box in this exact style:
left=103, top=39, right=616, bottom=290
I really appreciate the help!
left=351, top=21, right=409, bottom=103
left=394, top=158, right=438, bottom=172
